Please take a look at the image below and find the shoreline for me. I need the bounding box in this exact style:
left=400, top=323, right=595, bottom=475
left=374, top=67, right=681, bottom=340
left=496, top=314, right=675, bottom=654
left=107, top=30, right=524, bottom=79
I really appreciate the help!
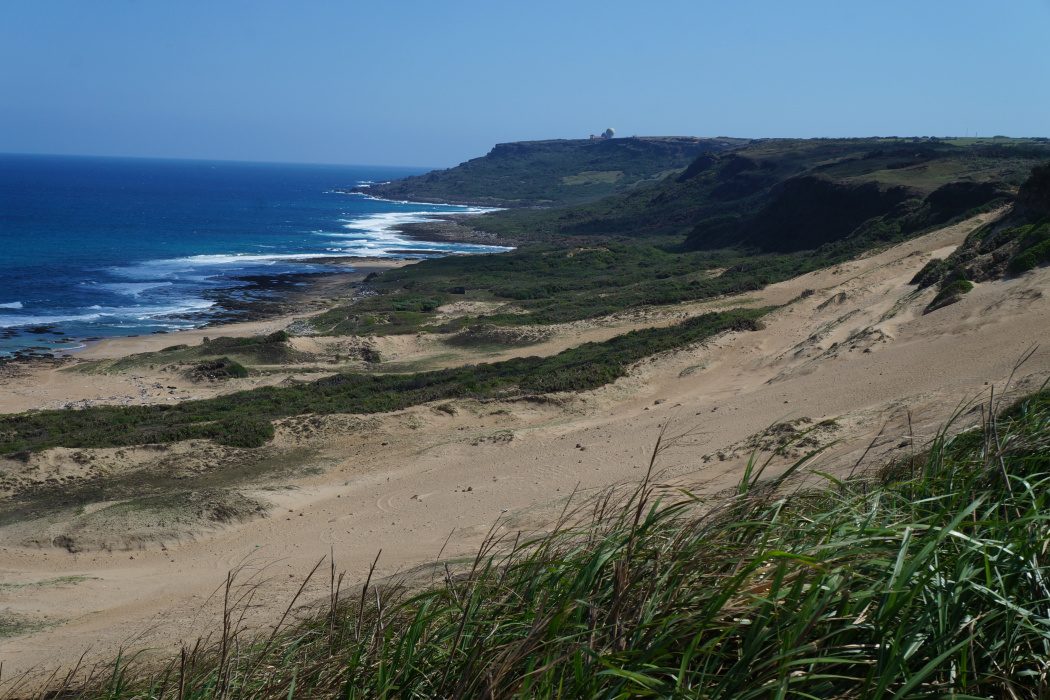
left=0, top=258, right=415, bottom=367
left=338, top=188, right=513, bottom=209
left=393, top=213, right=522, bottom=247
left=337, top=190, right=521, bottom=247
left=71, top=257, right=415, bottom=361
left=0, top=190, right=516, bottom=365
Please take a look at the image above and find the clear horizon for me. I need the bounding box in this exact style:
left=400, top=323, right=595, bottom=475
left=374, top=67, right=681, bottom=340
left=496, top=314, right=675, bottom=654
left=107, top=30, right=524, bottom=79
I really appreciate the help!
left=3, top=0, right=1049, bottom=169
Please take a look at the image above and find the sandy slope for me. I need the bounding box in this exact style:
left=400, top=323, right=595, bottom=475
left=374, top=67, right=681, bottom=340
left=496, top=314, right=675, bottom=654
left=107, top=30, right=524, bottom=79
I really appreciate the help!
left=3, top=209, right=1050, bottom=686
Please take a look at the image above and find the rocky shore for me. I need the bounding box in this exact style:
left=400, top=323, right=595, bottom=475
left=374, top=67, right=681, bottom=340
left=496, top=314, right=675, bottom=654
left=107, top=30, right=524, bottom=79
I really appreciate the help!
left=0, top=258, right=414, bottom=366
left=392, top=213, right=521, bottom=247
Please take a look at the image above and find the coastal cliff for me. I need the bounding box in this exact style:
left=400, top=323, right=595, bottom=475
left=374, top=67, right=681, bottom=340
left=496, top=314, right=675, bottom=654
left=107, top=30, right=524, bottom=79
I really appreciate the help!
left=353, top=136, right=744, bottom=207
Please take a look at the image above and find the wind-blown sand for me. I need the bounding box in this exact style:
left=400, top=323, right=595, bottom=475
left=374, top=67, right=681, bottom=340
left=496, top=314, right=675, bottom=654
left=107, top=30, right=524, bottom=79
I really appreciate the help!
left=2, top=209, right=1049, bottom=686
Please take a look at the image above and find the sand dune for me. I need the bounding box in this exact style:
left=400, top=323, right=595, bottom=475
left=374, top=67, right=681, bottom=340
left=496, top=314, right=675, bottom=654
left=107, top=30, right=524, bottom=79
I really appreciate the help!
left=2, top=209, right=1049, bottom=685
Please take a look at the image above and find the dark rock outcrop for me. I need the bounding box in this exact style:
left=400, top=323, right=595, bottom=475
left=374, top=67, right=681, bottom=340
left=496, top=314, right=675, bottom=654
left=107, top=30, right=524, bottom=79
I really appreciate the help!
left=690, top=176, right=912, bottom=252
left=911, top=160, right=1050, bottom=313
left=1016, top=160, right=1050, bottom=217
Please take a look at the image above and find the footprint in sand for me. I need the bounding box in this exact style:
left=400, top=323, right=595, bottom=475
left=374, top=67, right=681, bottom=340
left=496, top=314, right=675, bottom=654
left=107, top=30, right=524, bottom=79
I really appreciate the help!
left=375, top=491, right=411, bottom=514
left=212, top=548, right=273, bottom=575
left=532, top=461, right=571, bottom=486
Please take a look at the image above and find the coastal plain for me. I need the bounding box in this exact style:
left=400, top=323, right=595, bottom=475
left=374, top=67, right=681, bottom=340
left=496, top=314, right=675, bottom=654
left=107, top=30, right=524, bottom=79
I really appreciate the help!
left=2, top=207, right=1049, bottom=681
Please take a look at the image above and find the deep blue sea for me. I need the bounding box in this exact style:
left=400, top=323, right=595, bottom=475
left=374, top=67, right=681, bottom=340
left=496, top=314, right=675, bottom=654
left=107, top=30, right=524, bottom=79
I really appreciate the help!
left=0, top=154, right=506, bottom=357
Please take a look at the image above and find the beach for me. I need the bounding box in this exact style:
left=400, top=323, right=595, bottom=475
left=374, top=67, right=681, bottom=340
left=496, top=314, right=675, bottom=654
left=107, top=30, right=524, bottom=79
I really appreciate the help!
left=0, top=258, right=415, bottom=415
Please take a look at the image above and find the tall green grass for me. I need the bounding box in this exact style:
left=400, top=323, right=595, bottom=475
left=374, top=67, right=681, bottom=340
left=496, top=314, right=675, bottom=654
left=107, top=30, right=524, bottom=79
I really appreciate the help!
left=14, top=387, right=1050, bottom=699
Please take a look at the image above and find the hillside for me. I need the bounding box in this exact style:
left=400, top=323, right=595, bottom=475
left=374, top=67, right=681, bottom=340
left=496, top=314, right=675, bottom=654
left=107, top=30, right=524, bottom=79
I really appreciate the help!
left=910, top=158, right=1050, bottom=311
left=468, top=137, right=1050, bottom=248
left=283, top=143, right=1048, bottom=339
left=4, top=143, right=1048, bottom=455
left=353, top=136, right=745, bottom=207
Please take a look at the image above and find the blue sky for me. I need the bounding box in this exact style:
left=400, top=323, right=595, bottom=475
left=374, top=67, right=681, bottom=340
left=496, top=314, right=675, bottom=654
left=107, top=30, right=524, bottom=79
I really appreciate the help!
left=2, top=0, right=1048, bottom=167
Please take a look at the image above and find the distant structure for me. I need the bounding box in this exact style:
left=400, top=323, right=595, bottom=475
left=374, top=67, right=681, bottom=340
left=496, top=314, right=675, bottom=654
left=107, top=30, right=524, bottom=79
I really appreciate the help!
left=590, top=127, right=616, bottom=140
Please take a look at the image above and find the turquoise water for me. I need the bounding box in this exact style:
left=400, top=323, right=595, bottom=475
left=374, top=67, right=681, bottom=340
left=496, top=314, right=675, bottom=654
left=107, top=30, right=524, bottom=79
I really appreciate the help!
left=0, top=154, right=506, bottom=357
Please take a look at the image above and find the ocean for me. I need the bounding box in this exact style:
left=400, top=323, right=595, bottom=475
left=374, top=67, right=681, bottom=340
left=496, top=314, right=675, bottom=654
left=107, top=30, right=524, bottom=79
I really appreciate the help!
left=0, top=154, right=506, bottom=358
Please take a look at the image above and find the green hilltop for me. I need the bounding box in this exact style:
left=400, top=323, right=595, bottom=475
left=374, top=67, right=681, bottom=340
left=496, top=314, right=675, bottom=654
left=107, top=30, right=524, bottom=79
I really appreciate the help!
left=467, top=136, right=1050, bottom=248
left=314, top=136, right=1048, bottom=334
left=354, top=136, right=745, bottom=207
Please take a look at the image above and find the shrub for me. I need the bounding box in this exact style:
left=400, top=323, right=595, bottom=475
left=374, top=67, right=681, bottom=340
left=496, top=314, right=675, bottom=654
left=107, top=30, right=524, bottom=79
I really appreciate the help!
left=191, top=357, right=250, bottom=381
left=359, top=347, right=381, bottom=363
left=926, top=279, right=974, bottom=313
left=1008, top=222, right=1050, bottom=273
left=939, top=278, right=974, bottom=297
left=207, top=415, right=274, bottom=448
left=909, top=257, right=951, bottom=287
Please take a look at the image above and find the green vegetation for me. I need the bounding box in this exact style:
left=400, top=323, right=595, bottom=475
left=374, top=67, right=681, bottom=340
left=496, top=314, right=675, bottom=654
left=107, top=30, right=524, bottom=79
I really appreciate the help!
left=0, top=309, right=766, bottom=454
left=1009, top=218, right=1050, bottom=273
left=908, top=160, right=1050, bottom=306
left=0, top=575, right=92, bottom=590
left=938, top=278, right=974, bottom=297
left=313, top=140, right=1047, bottom=338
left=12, top=146, right=1045, bottom=454
left=467, top=138, right=1042, bottom=247
left=308, top=218, right=979, bottom=338
left=309, top=236, right=945, bottom=338
left=75, top=333, right=310, bottom=376
left=8, top=143, right=1050, bottom=688
left=48, top=387, right=1050, bottom=697
left=10, top=490, right=273, bottom=553
left=208, top=415, right=275, bottom=448
left=363, top=137, right=1045, bottom=217
left=561, top=169, right=623, bottom=186
left=191, top=357, right=250, bottom=381
left=0, top=610, right=48, bottom=639
left=926, top=279, right=975, bottom=313
left=0, top=444, right=317, bottom=531
left=18, top=146, right=1042, bottom=453
left=188, top=333, right=307, bottom=365
left=308, top=245, right=765, bottom=334
left=441, top=323, right=550, bottom=349
left=355, top=137, right=743, bottom=206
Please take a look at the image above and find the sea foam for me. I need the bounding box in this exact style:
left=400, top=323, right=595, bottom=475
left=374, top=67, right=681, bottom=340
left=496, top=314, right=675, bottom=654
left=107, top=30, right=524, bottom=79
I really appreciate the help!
left=327, top=209, right=511, bottom=256
left=0, top=156, right=507, bottom=356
